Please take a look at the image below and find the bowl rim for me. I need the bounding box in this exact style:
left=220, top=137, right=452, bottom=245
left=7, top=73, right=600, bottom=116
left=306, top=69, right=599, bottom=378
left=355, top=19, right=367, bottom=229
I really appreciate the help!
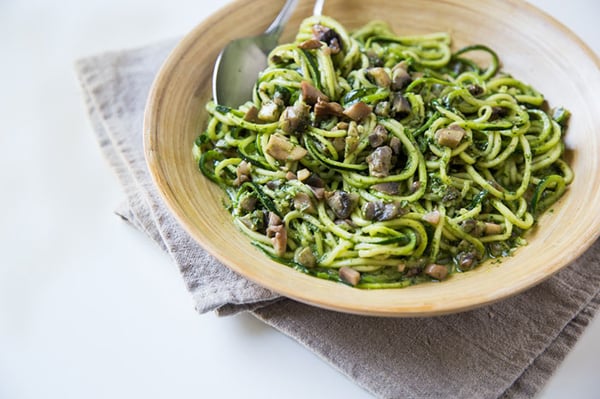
left=144, top=0, right=600, bottom=317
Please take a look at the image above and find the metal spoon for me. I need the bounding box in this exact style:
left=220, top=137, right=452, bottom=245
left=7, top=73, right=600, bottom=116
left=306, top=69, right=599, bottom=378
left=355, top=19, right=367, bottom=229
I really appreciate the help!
left=212, top=0, right=326, bottom=108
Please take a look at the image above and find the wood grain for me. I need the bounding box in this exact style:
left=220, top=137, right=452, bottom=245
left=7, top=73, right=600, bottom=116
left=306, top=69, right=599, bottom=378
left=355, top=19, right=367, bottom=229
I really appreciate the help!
left=144, top=0, right=600, bottom=316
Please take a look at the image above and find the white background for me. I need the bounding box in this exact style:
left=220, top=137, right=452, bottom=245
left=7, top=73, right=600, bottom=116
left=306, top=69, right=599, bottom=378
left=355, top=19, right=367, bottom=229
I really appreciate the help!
left=1, top=0, right=598, bottom=398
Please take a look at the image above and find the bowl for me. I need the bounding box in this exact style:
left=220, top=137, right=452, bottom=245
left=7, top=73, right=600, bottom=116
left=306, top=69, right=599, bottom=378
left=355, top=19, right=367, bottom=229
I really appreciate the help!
left=144, top=0, right=600, bottom=316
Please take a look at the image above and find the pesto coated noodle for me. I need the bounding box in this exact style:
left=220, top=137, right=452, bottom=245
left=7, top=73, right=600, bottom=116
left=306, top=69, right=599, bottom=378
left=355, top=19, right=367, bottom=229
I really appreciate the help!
left=193, top=16, right=573, bottom=288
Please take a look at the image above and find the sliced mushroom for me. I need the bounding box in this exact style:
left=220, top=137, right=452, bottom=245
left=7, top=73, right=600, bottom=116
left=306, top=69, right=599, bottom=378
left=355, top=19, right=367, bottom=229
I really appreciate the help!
left=424, top=264, right=448, bottom=280
left=266, top=212, right=287, bottom=257
left=314, top=98, right=344, bottom=119
left=371, top=182, right=399, bottom=195
left=366, top=146, right=393, bottom=177
left=325, top=190, right=359, bottom=219
left=295, top=247, right=317, bottom=268
left=298, top=39, right=323, bottom=50
left=389, top=136, right=401, bottom=154
left=484, top=222, right=503, bottom=235
left=285, top=171, right=297, bottom=180
left=467, top=84, right=484, bottom=97
left=339, top=267, right=361, bottom=286
left=362, top=200, right=403, bottom=221
left=233, top=160, right=252, bottom=186
left=238, top=195, right=257, bottom=213
left=265, top=134, right=307, bottom=161
left=301, top=81, right=329, bottom=105
left=312, top=24, right=342, bottom=54
left=422, top=210, right=441, bottom=225
left=293, top=192, right=316, bottom=214
left=258, top=101, right=281, bottom=122
left=280, top=102, right=310, bottom=135
left=366, top=67, right=391, bottom=88
left=490, top=106, right=509, bottom=121
left=374, top=101, right=390, bottom=117
left=304, top=173, right=324, bottom=188
left=435, top=125, right=466, bottom=148
left=343, top=101, right=372, bottom=122
left=243, top=106, right=260, bottom=123
left=296, top=168, right=311, bottom=182
left=457, top=252, right=477, bottom=271
left=391, top=62, right=412, bottom=91
left=391, top=92, right=411, bottom=119
left=368, top=124, right=388, bottom=148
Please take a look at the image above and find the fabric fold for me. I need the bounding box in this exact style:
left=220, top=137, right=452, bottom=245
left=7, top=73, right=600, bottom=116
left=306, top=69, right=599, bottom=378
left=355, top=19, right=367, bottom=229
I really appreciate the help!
left=76, top=41, right=600, bottom=399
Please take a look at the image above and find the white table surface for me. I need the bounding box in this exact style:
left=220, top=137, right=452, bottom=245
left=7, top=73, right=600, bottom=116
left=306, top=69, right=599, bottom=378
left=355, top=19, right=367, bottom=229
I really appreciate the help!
left=1, top=0, right=598, bottom=398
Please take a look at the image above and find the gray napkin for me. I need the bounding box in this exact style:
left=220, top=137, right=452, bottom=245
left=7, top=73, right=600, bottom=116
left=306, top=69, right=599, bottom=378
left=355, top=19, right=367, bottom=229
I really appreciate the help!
left=76, top=41, right=600, bottom=399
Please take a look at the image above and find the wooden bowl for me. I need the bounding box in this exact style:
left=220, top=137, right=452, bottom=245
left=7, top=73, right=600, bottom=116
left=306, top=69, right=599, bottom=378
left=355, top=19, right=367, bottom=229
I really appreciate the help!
left=144, top=0, right=600, bottom=316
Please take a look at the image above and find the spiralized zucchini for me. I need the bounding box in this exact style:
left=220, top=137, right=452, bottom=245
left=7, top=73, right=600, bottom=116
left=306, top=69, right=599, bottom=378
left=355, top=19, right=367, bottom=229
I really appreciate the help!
left=194, top=16, right=573, bottom=288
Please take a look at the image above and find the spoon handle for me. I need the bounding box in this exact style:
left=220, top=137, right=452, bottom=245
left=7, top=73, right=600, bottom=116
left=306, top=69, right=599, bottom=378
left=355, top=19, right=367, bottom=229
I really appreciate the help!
left=264, top=0, right=300, bottom=36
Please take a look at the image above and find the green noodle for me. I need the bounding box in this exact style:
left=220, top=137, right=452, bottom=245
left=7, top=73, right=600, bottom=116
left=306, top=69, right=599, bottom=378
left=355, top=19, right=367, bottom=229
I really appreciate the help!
left=194, top=16, right=573, bottom=288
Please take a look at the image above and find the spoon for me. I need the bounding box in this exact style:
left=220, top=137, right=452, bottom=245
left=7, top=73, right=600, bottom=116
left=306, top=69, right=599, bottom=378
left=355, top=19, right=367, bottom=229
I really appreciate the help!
left=212, top=0, right=326, bottom=108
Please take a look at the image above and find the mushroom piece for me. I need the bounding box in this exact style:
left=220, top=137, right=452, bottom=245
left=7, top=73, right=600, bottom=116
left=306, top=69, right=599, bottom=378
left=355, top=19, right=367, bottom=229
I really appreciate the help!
left=296, top=168, right=311, bottom=181
left=435, top=125, right=466, bottom=148
left=362, top=200, right=403, bottom=221
left=314, top=98, right=344, bottom=119
left=343, top=101, right=372, bottom=122
left=257, top=101, right=281, bottom=122
left=339, top=267, right=361, bottom=286
left=265, top=134, right=308, bottom=161
left=301, top=81, right=329, bottom=105
left=280, top=102, right=310, bottom=135
left=243, top=106, right=260, bottom=123
left=424, top=264, right=448, bottom=280
left=391, top=92, right=411, bottom=119
left=371, top=182, right=399, bottom=195
left=422, top=210, right=441, bottom=225
left=298, top=39, right=323, bottom=50
left=457, top=252, right=477, bottom=271
left=295, top=247, right=317, bottom=268
left=467, top=84, right=484, bottom=97
left=366, top=146, right=393, bottom=177
left=266, top=212, right=287, bottom=257
left=233, top=160, right=252, bottom=186
left=389, top=136, right=401, bottom=154
left=312, top=24, right=342, bottom=54
left=366, top=67, right=391, bottom=88
left=368, top=124, right=389, bottom=148
left=238, top=195, right=257, bottom=213
left=293, top=192, right=316, bottom=214
left=484, top=222, right=503, bottom=235
left=391, top=62, right=412, bottom=91
left=325, top=190, right=359, bottom=219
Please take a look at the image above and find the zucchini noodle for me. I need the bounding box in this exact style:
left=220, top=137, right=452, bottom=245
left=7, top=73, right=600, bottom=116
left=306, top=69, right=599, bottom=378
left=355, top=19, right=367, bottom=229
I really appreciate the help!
left=194, top=16, right=573, bottom=288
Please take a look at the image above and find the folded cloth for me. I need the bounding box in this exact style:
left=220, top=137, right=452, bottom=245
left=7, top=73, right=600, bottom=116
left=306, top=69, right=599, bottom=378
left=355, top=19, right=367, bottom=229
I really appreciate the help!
left=76, top=41, right=600, bottom=399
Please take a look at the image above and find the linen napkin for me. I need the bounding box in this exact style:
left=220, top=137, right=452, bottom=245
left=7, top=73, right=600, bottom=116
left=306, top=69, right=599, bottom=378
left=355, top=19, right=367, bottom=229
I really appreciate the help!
left=76, top=40, right=600, bottom=399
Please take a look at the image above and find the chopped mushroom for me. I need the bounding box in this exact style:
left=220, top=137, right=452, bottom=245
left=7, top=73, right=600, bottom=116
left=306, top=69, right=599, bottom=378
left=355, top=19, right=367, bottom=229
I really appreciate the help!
left=368, top=124, right=388, bottom=148
left=422, top=210, right=441, bottom=225
left=243, top=106, right=260, bottom=123
left=366, top=67, right=391, bottom=88
left=371, top=182, right=399, bottom=195
left=314, top=98, right=344, bottom=119
left=325, top=190, right=359, bottom=219
left=312, top=24, right=342, bottom=54
left=233, top=160, right=252, bottom=186
left=484, top=222, right=503, bottom=235
left=238, top=195, right=257, bottom=213
left=265, top=134, right=307, bottom=161
left=295, top=247, right=317, bottom=268
left=301, top=81, right=329, bottom=105
left=389, top=136, right=401, bottom=154
left=362, top=200, right=404, bottom=221
left=467, top=84, right=484, bottom=97
left=366, top=146, right=393, bottom=177
left=266, top=212, right=287, bottom=257
left=435, top=125, right=466, bottom=148
left=457, top=252, right=477, bottom=271
left=343, top=101, right=372, bottom=121
left=339, top=267, right=361, bottom=286
left=391, top=62, right=412, bottom=91
left=293, top=192, right=316, bottom=214
left=391, top=92, right=411, bottom=119
left=281, top=102, right=310, bottom=134
left=424, top=264, right=448, bottom=280
left=296, top=168, right=311, bottom=181
left=298, top=39, right=323, bottom=50
left=258, top=101, right=281, bottom=122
